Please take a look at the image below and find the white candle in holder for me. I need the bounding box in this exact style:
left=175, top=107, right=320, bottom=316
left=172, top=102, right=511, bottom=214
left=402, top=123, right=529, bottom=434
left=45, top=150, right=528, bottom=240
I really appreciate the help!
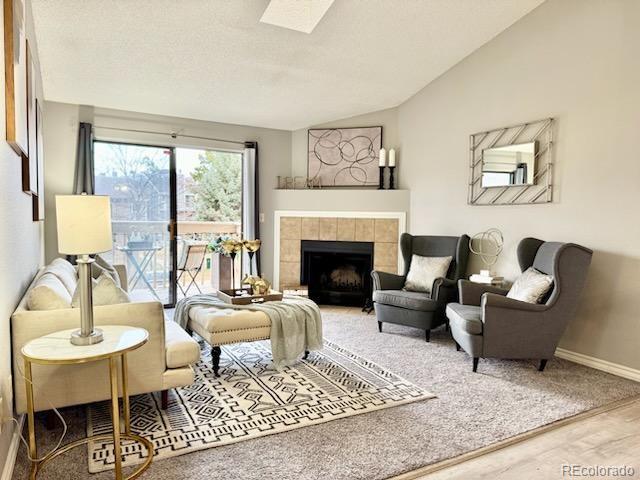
left=389, top=148, right=396, bottom=167
left=379, top=148, right=386, bottom=167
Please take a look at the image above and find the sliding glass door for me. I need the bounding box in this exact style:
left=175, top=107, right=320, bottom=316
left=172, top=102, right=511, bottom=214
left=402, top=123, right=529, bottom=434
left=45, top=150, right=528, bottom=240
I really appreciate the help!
left=93, top=141, right=244, bottom=306
left=175, top=147, right=243, bottom=297
left=94, top=141, right=177, bottom=306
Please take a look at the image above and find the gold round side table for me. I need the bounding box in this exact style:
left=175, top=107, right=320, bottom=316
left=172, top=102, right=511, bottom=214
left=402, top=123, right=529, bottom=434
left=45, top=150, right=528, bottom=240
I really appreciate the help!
left=22, top=326, right=154, bottom=480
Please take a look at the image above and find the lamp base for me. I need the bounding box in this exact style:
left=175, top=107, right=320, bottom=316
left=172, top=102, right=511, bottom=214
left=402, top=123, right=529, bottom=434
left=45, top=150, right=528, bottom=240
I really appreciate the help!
left=70, top=328, right=104, bottom=346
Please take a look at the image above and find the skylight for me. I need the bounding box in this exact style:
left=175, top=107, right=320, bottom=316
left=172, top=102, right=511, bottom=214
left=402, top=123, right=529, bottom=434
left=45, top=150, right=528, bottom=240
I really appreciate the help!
left=260, top=0, right=335, bottom=34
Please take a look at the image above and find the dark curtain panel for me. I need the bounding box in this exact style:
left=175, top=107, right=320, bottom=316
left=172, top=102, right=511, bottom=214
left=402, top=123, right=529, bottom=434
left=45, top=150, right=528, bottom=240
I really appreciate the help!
left=73, top=122, right=95, bottom=194
left=242, top=141, right=260, bottom=275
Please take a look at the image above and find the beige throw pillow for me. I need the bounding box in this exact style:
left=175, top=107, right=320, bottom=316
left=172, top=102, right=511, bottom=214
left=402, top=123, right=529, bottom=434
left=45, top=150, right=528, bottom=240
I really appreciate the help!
left=404, top=255, right=453, bottom=293
left=507, top=267, right=554, bottom=304
left=72, top=273, right=130, bottom=307
left=92, top=255, right=122, bottom=287
left=27, top=273, right=73, bottom=310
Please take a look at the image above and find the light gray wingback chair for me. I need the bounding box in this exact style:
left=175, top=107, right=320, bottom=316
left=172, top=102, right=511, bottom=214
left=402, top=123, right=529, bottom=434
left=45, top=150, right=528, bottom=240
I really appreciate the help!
left=372, top=233, right=470, bottom=341
left=446, top=238, right=593, bottom=372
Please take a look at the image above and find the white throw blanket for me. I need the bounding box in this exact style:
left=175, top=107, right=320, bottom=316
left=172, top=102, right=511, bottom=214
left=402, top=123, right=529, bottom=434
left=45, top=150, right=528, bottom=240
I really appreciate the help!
left=174, top=294, right=323, bottom=368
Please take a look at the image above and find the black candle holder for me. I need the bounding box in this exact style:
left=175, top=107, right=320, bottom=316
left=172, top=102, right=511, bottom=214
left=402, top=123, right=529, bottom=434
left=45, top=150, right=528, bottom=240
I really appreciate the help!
left=388, top=166, right=396, bottom=190
left=378, top=166, right=385, bottom=190
left=229, top=252, right=237, bottom=288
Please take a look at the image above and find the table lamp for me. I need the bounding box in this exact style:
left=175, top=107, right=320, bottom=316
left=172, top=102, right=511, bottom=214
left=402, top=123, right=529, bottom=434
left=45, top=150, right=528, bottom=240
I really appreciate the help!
left=56, top=195, right=113, bottom=346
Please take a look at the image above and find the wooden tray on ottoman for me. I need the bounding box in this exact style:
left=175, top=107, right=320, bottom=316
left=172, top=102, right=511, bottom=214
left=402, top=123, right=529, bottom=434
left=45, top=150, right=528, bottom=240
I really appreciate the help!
left=217, top=288, right=283, bottom=305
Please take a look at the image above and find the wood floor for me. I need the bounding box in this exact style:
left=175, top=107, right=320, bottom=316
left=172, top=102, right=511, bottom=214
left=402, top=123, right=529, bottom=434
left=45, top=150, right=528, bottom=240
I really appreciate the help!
left=404, top=397, right=640, bottom=480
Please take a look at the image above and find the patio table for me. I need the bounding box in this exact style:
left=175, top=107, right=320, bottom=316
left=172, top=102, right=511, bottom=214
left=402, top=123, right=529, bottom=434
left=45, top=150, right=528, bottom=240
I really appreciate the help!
left=117, top=244, right=163, bottom=300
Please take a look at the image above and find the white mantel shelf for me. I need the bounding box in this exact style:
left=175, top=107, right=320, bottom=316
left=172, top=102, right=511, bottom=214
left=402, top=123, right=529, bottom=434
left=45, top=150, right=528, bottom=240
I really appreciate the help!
left=273, top=188, right=409, bottom=193
left=271, top=189, right=410, bottom=214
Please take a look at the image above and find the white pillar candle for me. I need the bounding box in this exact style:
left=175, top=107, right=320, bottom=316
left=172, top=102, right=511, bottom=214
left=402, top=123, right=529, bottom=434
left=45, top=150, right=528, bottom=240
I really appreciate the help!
left=389, top=148, right=396, bottom=167
left=379, top=148, right=386, bottom=167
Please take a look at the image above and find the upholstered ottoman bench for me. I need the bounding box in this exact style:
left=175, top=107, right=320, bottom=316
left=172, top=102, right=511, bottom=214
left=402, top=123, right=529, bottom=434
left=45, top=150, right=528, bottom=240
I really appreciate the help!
left=185, top=306, right=310, bottom=376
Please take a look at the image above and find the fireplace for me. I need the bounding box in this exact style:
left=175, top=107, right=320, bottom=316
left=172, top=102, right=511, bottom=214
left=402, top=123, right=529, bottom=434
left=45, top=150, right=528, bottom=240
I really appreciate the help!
left=300, top=240, right=374, bottom=307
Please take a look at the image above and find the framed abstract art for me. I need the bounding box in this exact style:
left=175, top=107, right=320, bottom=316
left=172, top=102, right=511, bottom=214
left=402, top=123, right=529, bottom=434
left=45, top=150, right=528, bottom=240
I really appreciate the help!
left=4, top=0, right=29, bottom=157
left=307, top=126, right=382, bottom=187
left=32, top=99, right=44, bottom=221
left=24, top=39, right=37, bottom=195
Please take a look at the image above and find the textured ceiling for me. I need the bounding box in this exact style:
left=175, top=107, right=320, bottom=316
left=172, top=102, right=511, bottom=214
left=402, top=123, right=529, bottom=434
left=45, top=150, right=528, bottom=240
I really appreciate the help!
left=32, top=0, right=544, bottom=130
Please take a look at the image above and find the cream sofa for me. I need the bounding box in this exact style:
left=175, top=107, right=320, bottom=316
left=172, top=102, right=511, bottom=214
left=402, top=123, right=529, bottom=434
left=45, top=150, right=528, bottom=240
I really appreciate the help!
left=11, top=258, right=200, bottom=414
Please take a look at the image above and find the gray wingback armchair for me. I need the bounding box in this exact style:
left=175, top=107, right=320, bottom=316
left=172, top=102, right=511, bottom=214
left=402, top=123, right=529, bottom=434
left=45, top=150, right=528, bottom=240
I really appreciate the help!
left=446, top=238, right=593, bottom=372
left=372, top=233, right=470, bottom=341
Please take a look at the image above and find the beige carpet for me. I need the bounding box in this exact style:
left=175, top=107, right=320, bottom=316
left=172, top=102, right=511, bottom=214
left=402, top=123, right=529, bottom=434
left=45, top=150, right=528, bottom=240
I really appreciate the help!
left=13, top=307, right=640, bottom=479
left=86, top=338, right=434, bottom=472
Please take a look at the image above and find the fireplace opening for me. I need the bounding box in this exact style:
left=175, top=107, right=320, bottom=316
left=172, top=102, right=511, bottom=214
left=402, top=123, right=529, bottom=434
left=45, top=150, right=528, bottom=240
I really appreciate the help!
left=301, top=240, right=374, bottom=307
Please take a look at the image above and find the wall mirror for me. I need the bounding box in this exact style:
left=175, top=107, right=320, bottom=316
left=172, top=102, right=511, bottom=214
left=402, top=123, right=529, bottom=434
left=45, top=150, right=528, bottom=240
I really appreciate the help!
left=481, top=141, right=537, bottom=188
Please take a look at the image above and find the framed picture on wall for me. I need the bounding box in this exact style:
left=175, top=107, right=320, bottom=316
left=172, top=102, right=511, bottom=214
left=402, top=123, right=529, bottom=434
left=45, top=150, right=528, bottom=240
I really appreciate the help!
left=307, top=126, right=382, bottom=187
left=4, top=0, right=29, bottom=157
left=23, top=39, right=37, bottom=195
left=33, top=99, right=44, bottom=221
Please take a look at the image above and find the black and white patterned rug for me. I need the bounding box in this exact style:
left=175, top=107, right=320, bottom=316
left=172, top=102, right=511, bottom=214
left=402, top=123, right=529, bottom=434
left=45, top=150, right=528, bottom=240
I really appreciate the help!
left=87, top=340, right=434, bottom=472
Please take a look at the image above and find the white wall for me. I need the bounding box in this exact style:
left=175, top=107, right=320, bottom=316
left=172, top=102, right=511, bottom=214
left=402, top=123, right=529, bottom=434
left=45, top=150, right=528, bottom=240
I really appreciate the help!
left=42, top=102, right=78, bottom=263
left=42, top=103, right=291, bottom=282
left=271, top=189, right=409, bottom=214
left=0, top=0, right=44, bottom=471
left=398, top=0, right=640, bottom=369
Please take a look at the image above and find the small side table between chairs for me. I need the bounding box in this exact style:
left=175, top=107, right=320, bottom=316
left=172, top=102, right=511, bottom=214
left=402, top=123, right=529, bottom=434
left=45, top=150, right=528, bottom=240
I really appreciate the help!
left=22, top=326, right=154, bottom=479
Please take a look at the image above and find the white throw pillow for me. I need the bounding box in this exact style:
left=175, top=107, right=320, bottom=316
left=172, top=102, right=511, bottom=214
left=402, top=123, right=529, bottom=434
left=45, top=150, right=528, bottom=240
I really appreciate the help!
left=51, top=257, right=77, bottom=278
left=92, top=255, right=122, bottom=287
left=45, top=258, right=78, bottom=294
left=507, top=267, right=554, bottom=304
left=403, top=255, right=453, bottom=293
left=72, top=273, right=130, bottom=307
left=27, top=273, right=73, bottom=310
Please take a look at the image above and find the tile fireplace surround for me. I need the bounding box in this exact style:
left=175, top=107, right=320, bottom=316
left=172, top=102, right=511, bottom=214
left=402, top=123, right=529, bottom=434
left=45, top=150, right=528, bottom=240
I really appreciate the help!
left=273, top=211, right=406, bottom=291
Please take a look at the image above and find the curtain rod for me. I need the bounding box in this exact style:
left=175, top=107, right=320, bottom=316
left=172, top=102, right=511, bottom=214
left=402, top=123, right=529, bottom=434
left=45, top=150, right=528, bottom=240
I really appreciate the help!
left=93, top=125, right=247, bottom=146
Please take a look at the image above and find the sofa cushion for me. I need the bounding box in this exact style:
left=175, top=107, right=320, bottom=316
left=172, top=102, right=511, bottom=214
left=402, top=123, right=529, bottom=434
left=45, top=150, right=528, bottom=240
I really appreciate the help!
left=128, top=290, right=158, bottom=303
left=446, top=303, right=483, bottom=335
left=165, top=320, right=200, bottom=368
left=373, top=290, right=437, bottom=312
left=45, top=259, right=78, bottom=294
left=26, top=273, right=72, bottom=310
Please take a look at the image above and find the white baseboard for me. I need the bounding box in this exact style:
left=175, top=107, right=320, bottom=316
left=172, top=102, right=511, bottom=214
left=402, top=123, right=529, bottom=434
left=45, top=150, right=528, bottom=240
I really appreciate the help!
left=1, top=415, right=24, bottom=480
left=556, top=348, right=640, bottom=383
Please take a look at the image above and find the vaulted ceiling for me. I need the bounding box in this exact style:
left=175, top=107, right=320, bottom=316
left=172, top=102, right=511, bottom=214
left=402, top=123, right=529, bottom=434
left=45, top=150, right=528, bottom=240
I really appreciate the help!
left=32, top=0, right=544, bottom=130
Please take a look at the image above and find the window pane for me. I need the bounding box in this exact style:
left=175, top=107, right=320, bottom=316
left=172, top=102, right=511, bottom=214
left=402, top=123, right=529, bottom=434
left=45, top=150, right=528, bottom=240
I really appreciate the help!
left=94, top=141, right=173, bottom=304
left=176, top=148, right=243, bottom=296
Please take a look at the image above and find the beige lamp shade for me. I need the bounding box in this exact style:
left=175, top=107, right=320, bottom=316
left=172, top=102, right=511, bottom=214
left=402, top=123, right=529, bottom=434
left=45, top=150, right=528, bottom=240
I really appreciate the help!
left=56, top=195, right=113, bottom=255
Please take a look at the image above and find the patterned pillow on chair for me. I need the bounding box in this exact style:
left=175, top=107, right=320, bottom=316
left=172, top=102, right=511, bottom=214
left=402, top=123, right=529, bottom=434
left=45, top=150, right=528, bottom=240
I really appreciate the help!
left=507, top=267, right=554, bottom=304
left=403, top=255, right=452, bottom=293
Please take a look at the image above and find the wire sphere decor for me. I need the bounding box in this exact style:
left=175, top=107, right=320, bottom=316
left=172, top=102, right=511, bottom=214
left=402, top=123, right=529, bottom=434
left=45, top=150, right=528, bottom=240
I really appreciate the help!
left=469, top=228, right=504, bottom=267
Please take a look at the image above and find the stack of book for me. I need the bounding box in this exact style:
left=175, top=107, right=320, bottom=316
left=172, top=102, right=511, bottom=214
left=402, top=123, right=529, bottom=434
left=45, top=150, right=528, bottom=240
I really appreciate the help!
left=469, top=273, right=504, bottom=286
